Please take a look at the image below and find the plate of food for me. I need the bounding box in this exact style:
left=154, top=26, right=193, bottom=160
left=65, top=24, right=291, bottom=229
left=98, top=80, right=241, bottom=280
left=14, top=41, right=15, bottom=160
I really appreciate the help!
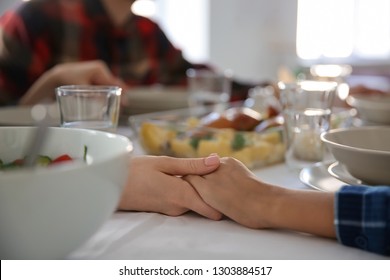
left=129, top=102, right=285, bottom=169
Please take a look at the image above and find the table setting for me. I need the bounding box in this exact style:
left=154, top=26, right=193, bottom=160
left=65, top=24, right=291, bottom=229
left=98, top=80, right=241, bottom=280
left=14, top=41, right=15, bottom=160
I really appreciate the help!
left=0, top=81, right=390, bottom=260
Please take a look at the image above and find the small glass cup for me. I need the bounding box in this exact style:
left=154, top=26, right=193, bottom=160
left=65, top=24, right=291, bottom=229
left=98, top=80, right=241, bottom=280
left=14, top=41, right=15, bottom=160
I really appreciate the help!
left=186, top=69, right=232, bottom=111
left=56, top=85, right=121, bottom=133
left=278, top=80, right=337, bottom=171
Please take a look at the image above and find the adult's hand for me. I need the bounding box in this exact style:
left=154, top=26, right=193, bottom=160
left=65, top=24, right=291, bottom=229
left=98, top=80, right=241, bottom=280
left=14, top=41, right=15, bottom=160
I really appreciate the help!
left=185, top=157, right=273, bottom=228
left=185, top=157, right=335, bottom=237
left=19, top=60, right=127, bottom=105
left=118, top=155, right=223, bottom=220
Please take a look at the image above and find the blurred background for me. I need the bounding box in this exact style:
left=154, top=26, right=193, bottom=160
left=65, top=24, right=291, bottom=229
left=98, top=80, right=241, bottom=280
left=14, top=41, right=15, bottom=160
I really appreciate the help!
left=1, top=0, right=390, bottom=89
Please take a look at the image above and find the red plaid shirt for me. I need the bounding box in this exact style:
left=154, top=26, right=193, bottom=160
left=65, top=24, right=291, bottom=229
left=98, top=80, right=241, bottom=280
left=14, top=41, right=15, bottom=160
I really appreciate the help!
left=0, top=0, right=209, bottom=106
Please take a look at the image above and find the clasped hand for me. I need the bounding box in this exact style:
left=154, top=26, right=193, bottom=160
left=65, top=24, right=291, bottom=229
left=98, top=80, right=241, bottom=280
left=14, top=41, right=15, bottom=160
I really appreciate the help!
left=119, top=155, right=277, bottom=228
left=118, top=155, right=223, bottom=220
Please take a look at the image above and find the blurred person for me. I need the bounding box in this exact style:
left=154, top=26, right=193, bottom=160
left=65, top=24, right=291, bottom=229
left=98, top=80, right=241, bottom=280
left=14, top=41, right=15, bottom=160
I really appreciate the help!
left=183, top=157, right=390, bottom=256
left=0, top=0, right=254, bottom=107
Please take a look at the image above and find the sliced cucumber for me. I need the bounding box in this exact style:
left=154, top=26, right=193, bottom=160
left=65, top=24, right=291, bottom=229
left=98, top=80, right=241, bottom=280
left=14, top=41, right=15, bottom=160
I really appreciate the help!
left=36, top=155, right=52, bottom=166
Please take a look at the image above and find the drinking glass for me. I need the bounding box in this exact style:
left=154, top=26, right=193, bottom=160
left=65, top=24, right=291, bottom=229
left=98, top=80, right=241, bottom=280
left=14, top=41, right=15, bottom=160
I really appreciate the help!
left=56, top=85, right=121, bottom=133
left=278, top=80, right=337, bottom=170
left=186, top=69, right=232, bottom=110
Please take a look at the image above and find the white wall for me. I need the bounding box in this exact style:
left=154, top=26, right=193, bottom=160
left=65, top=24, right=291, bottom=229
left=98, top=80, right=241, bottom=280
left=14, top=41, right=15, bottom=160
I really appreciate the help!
left=154, top=0, right=210, bottom=63
left=209, top=0, right=298, bottom=83
left=155, top=0, right=299, bottom=83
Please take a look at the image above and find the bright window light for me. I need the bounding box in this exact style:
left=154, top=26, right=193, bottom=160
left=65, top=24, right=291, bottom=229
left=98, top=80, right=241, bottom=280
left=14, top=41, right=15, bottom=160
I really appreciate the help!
left=130, top=0, right=209, bottom=63
left=131, top=0, right=157, bottom=18
left=354, top=0, right=390, bottom=57
left=297, top=0, right=390, bottom=61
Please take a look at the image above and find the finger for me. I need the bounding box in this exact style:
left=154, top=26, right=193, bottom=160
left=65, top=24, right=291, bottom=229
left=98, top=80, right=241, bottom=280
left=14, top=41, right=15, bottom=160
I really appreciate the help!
left=180, top=179, right=222, bottom=220
left=156, top=155, right=220, bottom=176
left=184, top=174, right=209, bottom=196
left=92, top=68, right=119, bottom=85
left=158, top=174, right=221, bottom=220
left=87, top=61, right=124, bottom=87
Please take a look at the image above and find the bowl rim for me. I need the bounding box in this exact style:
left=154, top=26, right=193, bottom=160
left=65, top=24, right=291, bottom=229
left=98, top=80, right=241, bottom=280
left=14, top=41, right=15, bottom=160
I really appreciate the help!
left=0, top=126, right=133, bottom=176
left=320, top=126, right=390, bottom=156
left=347, top=94, right=390, bottom=110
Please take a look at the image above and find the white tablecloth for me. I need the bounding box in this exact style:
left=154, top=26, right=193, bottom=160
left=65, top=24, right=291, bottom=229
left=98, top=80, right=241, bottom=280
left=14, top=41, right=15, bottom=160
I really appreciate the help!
left=68, top=128, right=389, bottom=260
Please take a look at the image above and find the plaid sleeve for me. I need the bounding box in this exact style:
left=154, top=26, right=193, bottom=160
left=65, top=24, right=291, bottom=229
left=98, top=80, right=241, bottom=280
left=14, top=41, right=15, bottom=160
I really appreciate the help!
left=0, top=3, right=49, bottom=106
left=335, top=185, right=390, bottom=256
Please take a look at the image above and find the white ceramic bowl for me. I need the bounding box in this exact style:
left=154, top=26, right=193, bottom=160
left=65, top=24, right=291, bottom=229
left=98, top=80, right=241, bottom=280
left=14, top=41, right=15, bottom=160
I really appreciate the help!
left=347, top=94, right=390, bottom=124
left=0, top=127, right=133, bottom=259
left=321, top=126, right=390, bottom=185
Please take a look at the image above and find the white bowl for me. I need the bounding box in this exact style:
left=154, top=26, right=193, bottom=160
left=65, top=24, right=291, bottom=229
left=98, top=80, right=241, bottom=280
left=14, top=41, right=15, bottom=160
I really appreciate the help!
left=347, top=94, right=390, bottom=124
left=321, top=126, right=390, bottom=185
left=0, top=127, right=133, bottom=259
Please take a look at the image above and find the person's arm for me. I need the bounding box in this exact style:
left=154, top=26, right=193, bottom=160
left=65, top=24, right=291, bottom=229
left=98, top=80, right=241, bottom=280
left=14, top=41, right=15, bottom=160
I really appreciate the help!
left=0, top=7, right=35, bottom=106
left=1, top=4, right=126, bottom=106
left=186, top=157, right=390, bottom=255
left=185, top=157, right=336, bottom=237
left=335, top=185, right=390, bottom=255
left=19, top=60, right=127, bottom=105
left=118, top=154, right=222, bottom=221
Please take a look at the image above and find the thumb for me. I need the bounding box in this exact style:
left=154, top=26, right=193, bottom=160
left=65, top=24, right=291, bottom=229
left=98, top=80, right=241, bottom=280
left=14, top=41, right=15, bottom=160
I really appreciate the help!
left=158, top=154, right=220, bottom=176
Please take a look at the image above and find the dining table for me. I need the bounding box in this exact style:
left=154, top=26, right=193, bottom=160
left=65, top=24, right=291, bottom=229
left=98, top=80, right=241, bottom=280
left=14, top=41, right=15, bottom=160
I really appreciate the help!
left=67, top=126, right=389, bottom=260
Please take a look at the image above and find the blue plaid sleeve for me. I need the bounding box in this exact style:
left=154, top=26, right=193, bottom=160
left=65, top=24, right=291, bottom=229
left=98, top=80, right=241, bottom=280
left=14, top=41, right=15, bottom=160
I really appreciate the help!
left=335, top=185, right=390, bottom=256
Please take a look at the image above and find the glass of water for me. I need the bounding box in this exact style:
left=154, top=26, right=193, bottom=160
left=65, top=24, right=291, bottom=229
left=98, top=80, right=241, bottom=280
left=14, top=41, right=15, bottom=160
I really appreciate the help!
left=56, top=85, right=121, bottom=133
left=186, top=69, right=232, bottom=110
left=278, top=80, right=337, bottom=171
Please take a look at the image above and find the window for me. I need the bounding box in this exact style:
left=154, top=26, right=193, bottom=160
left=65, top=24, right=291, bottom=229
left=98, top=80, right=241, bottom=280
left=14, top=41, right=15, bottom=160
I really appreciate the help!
left=132, top=0, right=209, bottom=63
left=297, top=0, right=390, bottom=62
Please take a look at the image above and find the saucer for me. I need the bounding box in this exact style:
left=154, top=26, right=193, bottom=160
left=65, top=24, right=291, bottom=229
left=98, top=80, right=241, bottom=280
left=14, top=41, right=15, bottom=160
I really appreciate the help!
left=299, top=163, right=346, bottom=192
left=327, top=161, right=365, bottom=186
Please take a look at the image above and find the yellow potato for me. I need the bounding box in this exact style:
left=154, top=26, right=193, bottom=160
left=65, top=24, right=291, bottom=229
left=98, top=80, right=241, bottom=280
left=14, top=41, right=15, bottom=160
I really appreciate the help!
left=139, top=123, right=176, bottom=155
left=170, top=138, right=196, bottom=157
left=186, top=117, right=200, bottom=128
left=268, top=143, right=286, bottom=163
left=260, top=131, right=282, bottom=144
left=217, top=128, right=235, bottom=141
left=251, top=141, right=272, bottom=161
left=197, top=138, right=232, bottom=157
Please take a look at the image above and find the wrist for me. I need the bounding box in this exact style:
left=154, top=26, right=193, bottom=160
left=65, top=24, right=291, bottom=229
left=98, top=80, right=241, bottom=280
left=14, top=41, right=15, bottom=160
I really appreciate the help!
left=255, top=184, right=291, bottom=229
left=19, top=67, right=60, bottom=105
left=47, top=64, right=65, bottom=88
left=238, top=179, right=287, bottom=229
left=268, top=188, right=336, bottom=237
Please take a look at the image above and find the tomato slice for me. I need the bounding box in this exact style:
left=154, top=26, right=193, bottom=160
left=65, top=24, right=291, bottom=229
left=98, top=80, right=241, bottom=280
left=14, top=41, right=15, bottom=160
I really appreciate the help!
left=51, top=154, right=73, bottom=164
left=12, top=158, right=25, bottom=166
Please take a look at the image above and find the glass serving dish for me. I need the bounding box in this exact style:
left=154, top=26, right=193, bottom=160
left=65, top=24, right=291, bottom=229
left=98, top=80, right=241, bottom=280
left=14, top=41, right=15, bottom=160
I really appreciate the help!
left=129, top=103, right=285, bottom=169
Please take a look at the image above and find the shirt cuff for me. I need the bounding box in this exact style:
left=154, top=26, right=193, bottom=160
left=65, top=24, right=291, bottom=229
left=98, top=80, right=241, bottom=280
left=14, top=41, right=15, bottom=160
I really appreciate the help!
left=335, top=185, right=390, bottom=256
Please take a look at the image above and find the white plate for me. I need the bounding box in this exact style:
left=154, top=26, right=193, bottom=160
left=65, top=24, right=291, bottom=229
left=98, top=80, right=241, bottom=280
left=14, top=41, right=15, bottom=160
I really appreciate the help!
left=122, top=86, right=189, bottom=115
left=327, top=161, right=365, bottom=186
left=0, top=104, right=60, bottom=126
left=299, top=163, right=346, bottom=192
